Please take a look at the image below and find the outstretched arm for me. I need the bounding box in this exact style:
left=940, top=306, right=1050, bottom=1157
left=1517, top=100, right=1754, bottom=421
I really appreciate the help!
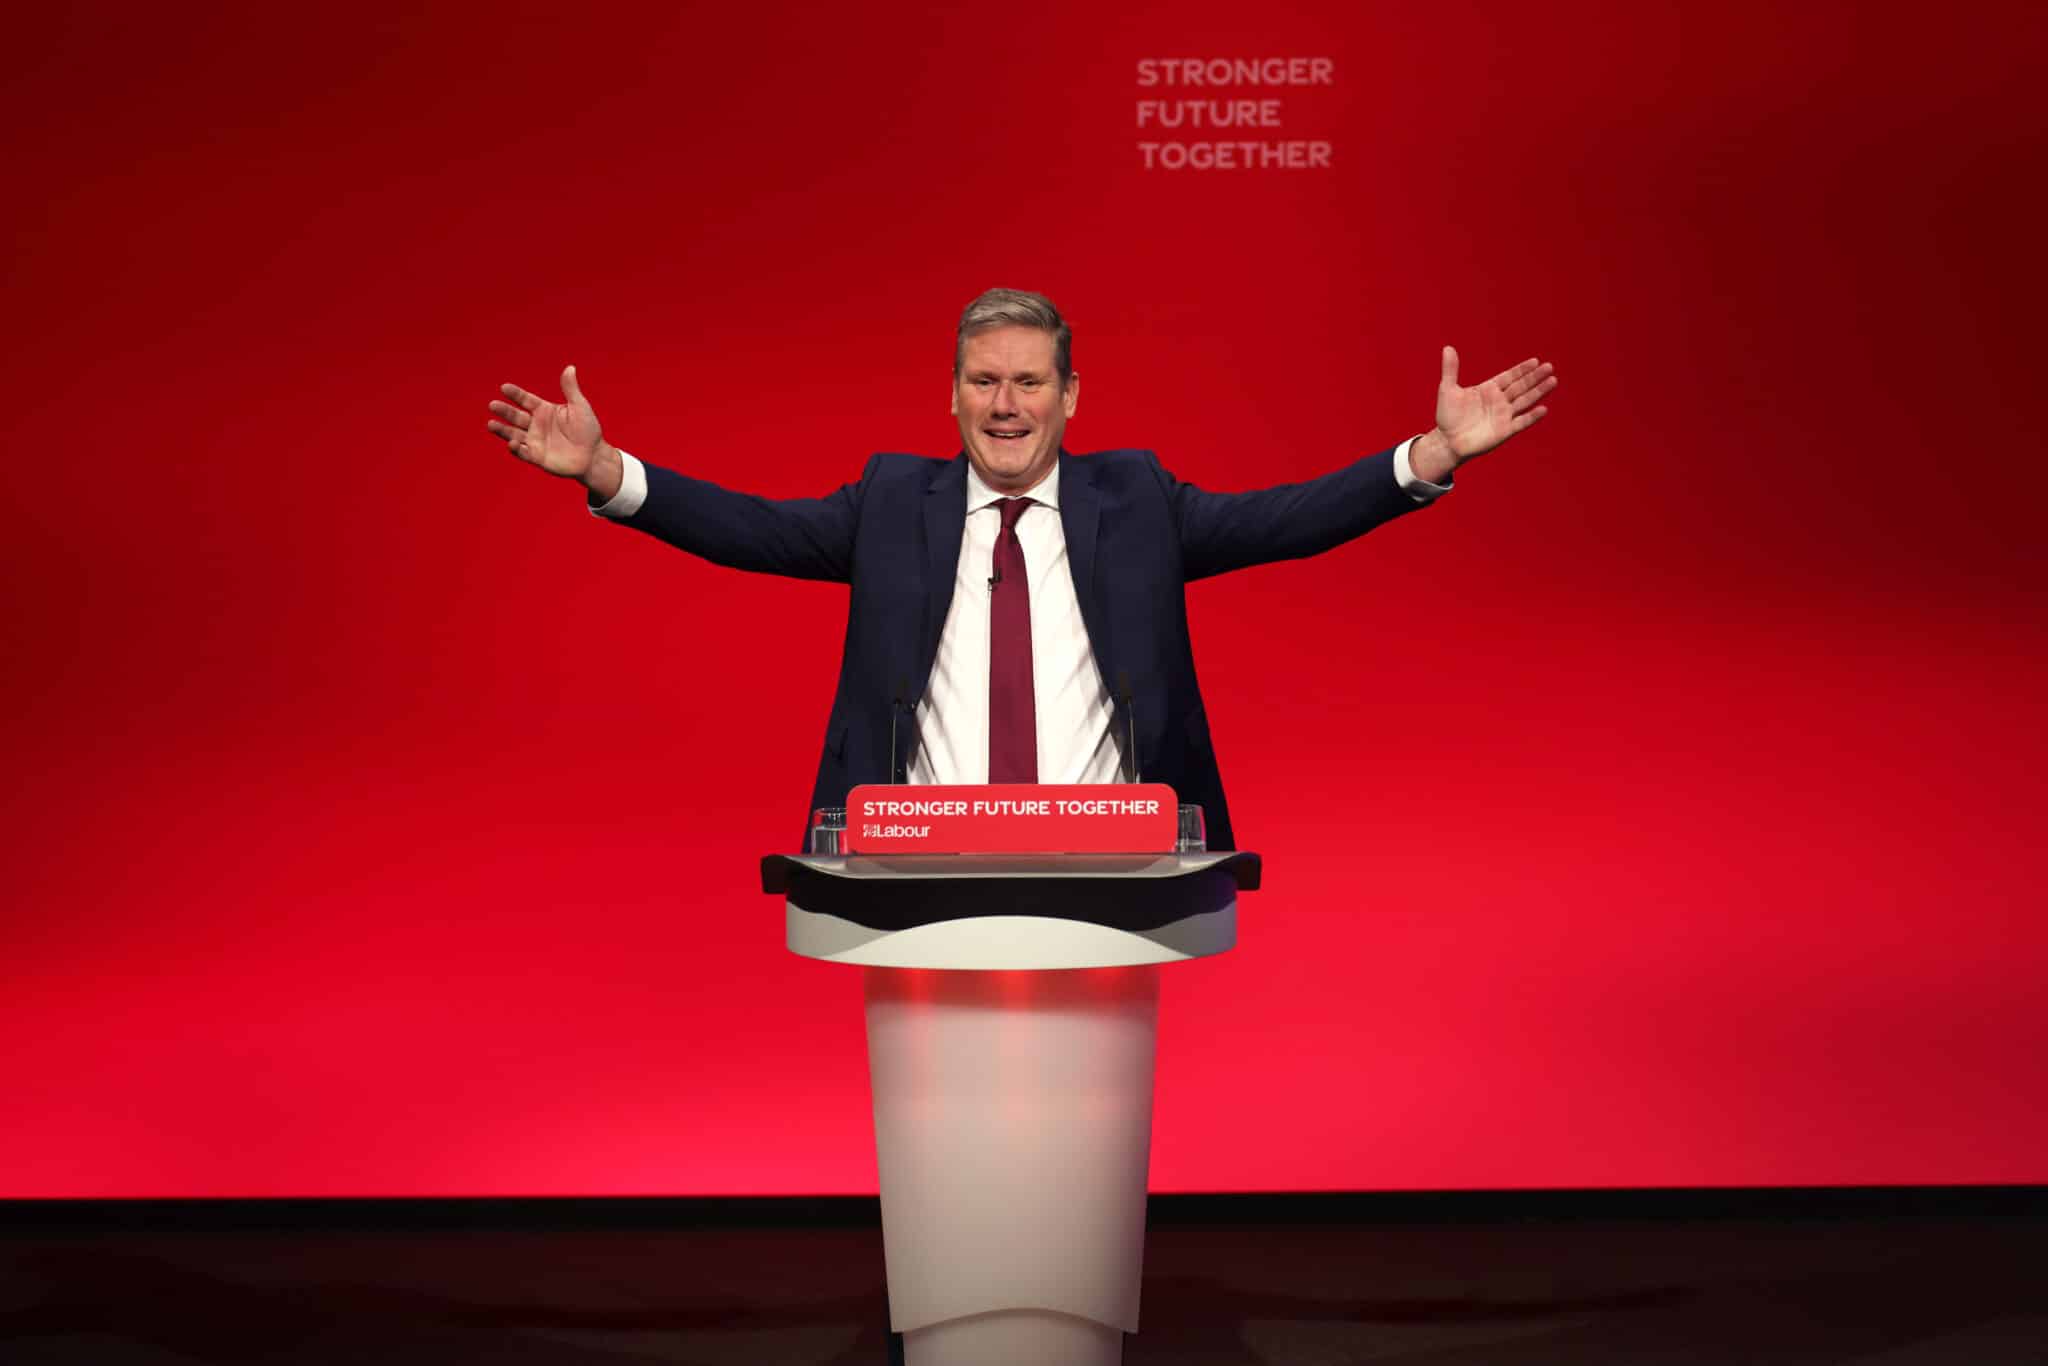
left=1407, top=347, right=1558, bottom=484
left=1171, top=344, right=1560, bottom=578
left=486, top=365, right=625, bottom=503
left=484, top=366, right=864, bottom=581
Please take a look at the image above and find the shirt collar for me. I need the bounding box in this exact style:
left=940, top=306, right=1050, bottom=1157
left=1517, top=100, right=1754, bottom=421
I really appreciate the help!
left=965, top=457, right=1061, bottom=514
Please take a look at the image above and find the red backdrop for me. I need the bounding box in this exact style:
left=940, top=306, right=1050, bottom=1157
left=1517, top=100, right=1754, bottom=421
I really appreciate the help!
left=5, top=0, right=2043, bottom=1197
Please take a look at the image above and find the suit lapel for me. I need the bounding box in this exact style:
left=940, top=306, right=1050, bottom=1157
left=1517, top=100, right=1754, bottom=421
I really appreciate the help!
left=1057, top=451, right=1111, bottom=678
left=919, top=454, right=970, bottom=694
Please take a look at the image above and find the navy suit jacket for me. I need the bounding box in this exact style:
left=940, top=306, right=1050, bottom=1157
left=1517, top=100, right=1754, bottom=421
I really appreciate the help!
left=621, top=445, right=1426, bottom=850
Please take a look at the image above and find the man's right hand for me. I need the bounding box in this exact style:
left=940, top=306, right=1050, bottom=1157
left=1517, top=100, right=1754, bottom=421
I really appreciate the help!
left=487, top=365, right=623, bottom=503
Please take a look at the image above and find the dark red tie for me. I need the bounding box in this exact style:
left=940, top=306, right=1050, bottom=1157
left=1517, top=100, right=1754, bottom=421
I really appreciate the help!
left=988, top=497, right=1037, bottom=783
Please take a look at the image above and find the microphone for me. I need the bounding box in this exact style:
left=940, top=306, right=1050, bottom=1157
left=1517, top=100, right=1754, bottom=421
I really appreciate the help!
left=1116, top=669, right=1141, bottom=784
left=890, top=679, right=906, bottom=785
left=988, top=565, right=1003, bottom=591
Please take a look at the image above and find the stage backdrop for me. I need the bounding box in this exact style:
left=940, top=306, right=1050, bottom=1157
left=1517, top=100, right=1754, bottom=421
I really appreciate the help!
left=4, top=0, right=2043, bottom=1197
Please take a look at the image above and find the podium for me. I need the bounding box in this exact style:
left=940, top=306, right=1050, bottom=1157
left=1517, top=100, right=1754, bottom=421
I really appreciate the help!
left=762, top=849, right=1260, bottom=1366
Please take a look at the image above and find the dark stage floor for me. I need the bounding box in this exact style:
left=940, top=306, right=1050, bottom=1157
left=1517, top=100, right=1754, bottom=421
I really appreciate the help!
left=3, top=1195, right=2043, bottom=1364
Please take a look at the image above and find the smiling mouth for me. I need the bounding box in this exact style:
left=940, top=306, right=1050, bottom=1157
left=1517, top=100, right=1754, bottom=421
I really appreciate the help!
left=985, top=429, right=1030, bottom=441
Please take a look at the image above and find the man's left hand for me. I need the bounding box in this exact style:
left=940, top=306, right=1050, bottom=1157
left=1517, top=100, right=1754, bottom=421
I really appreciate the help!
left=1409, top=347, right=1558, bottom=484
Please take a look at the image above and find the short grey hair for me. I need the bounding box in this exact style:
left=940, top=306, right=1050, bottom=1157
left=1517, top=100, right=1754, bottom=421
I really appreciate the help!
left=954, top=287, right=1073, bottom=383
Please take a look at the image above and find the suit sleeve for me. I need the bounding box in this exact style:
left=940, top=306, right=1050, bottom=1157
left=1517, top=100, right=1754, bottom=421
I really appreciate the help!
left=1161, top=446, right=1428, bottom=582
left=619, top=455, right=875, bottom=584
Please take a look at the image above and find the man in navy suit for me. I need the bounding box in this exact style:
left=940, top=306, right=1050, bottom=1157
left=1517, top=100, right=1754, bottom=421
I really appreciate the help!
left=487, top=290, right=1556, bottom=849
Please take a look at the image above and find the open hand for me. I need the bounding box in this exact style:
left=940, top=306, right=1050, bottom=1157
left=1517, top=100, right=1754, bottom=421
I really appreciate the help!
left=1433, top=347, right=1557, bottom=466
left=487, top=366, right=608, bottom=482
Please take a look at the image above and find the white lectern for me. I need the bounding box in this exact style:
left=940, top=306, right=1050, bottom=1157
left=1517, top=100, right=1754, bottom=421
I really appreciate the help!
left=762, top=850, right=1260, bottom=1366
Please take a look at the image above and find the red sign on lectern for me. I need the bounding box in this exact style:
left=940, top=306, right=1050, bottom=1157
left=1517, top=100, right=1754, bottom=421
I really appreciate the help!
left=844, top=784, right=1179, bottom=854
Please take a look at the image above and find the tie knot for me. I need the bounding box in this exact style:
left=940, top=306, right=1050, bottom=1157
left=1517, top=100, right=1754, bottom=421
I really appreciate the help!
left=997, top=497, right=1034, bottom=531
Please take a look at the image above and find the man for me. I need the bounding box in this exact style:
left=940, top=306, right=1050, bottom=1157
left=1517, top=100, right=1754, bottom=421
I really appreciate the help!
left=486, top=289, right=1556, bottom=849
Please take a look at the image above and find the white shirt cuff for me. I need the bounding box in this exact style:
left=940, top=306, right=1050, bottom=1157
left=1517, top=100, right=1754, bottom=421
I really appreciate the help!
left=587, top=450, right=648, bottom=518
left=1393, top=436, right=1452, bottom=503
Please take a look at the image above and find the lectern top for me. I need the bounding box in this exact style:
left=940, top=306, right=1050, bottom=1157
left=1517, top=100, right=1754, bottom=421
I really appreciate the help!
left=761, top=850, right=1259, bottom=895
left=766, top=850, right=1257, bottom=970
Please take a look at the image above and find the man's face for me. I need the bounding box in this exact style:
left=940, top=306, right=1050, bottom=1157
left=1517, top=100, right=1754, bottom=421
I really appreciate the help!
left=952, top=325, right=1078, bottom=495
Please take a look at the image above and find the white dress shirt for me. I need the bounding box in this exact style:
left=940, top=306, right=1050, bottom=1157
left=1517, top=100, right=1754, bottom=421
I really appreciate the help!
left=592, top=439, right=1445, bottom=782
left=912, top=460, right=1122, bottom=784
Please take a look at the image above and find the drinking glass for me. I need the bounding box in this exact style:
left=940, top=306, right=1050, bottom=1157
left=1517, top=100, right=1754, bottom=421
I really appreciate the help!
left=807, top=806, right=847, bottom=855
